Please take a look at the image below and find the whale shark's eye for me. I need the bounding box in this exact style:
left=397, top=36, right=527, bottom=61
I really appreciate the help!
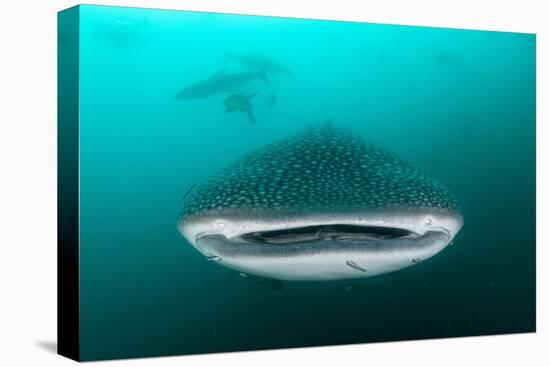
left=240, top=224, right=416, bottom=245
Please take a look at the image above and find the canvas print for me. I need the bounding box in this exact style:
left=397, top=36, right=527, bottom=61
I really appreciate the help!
left=57, top=4, right=536, bottom=361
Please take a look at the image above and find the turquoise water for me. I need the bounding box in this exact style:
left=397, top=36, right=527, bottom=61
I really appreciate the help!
left=74, top=5, right=535, bottom=361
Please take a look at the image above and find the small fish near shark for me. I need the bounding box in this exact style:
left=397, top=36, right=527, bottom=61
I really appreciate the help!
left=178, top=122, right=463, bottom=281
left=175, top=68, right=269, bottom=100
left=223, top=92, right=259, bottom=123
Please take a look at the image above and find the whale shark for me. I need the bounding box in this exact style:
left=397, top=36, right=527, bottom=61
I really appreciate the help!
left=177, top=123, right=463, bottom=281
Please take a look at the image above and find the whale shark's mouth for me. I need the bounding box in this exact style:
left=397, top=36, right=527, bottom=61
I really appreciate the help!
left=240, top=224, right=417, bottom=245
left=185, top=214, right=460, bottom=281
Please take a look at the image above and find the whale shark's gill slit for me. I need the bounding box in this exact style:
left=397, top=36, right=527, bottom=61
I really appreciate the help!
left=240, top=224, right=416, bottom=245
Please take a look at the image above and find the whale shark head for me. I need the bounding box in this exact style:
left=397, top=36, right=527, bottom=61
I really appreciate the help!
left=177, top=123, right=463, bottom=281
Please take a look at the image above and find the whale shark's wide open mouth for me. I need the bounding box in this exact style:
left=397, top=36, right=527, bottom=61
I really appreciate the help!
left=240, top=224, right=417, bottom=245
left=184, top=215, right=460, bottom=281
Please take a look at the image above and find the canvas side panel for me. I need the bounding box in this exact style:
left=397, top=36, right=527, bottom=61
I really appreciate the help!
left=57, top=5, right=80, bottom=362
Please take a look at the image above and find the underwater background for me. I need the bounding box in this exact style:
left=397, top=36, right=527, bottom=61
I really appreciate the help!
left=72, top=4, right=535, bottom=361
